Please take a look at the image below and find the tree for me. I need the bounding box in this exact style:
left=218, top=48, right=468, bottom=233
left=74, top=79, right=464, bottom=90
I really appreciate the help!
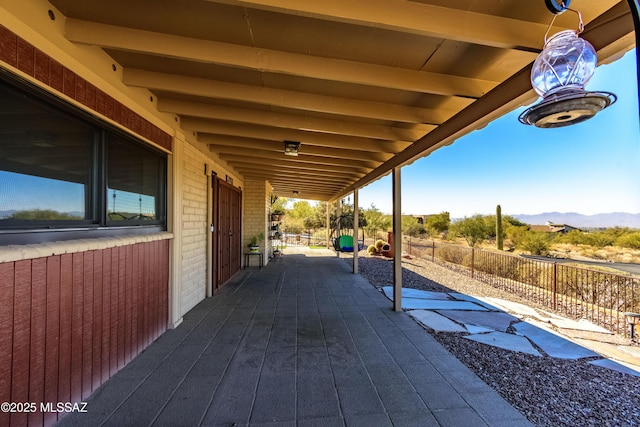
left=362, top=204, right=391, bottom=239
left=505, top=224, right=529, bottom=249
left=402, top=215, right=425, bottom=237
left=8, top=209, right=82, bottom=220
left=304, top=202, right=327, bottom=231
left=290, top=200, right=314, bottom=219
left=450, top=215, right=491, bottom=247
left=270, top=195, right=287, bottom=215
left=424, top=211, right=450, bottom=235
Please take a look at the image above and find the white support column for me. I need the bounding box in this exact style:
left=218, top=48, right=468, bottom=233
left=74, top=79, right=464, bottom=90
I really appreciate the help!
left=392, top=167, right=402, bottom=312
left=326, top=202, right=330, bottom=249
left=336, top=200, right=342, bottom=257
left=168, top=136, right=184, bottom=328
left=353, top=189, right=359, bottom=274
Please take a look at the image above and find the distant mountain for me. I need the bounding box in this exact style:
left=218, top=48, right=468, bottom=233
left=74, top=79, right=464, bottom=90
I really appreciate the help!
left=0, top=210, right=17, bottom=219
left=513, top=212, right=640, bottom=229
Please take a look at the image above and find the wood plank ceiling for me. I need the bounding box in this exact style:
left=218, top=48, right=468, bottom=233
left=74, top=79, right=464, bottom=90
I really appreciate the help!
left=49, top=0, right=635, bottom=201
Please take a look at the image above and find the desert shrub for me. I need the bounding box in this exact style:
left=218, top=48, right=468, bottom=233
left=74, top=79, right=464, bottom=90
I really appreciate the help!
left=583, top=231, right=615, bottom=248
left=614, top=232, right=640, bottom=250
left=434, top=245, right=468, bottom=264
left=518, top=231, right=551, bottom=255
left=470, top=252, right=525, bottom=281
left=516, top=261, right=554, bottom=289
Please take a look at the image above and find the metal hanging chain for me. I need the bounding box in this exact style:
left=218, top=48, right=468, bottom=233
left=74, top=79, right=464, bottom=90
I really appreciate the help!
left=544, top=2, right=584, bottom=44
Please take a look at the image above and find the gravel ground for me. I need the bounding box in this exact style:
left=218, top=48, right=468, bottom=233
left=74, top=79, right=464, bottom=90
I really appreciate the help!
left=349, top=255, right=640, bottom=427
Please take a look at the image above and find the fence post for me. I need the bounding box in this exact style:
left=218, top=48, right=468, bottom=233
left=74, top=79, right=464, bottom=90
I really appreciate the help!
left=471, top=248, right=475, bottom=279
left=553, top=262, right=557, bottom=310
left=432, top=241, right=435, bottom=262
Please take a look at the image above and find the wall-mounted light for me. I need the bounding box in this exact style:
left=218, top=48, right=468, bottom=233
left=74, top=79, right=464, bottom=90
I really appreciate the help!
left=519, top=4, right=616, bottom=128
left=292, top=190, right=299, bottom=196
left=284, top=140, right=300, bottom=156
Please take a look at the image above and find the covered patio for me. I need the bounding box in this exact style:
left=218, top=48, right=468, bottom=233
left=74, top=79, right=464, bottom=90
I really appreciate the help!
left=57, top=248, right=530, bottom=426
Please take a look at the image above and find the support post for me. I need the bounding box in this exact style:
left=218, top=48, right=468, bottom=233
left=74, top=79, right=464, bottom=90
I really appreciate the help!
left=336, top=200, right=342, bottom=257
left=353, top=189, right=359, bottom=274
left=627, top=0, right=640, bottom=123
left=326, top=202, right=331, bottom=249
left=392, top=167, right=402, bottom=312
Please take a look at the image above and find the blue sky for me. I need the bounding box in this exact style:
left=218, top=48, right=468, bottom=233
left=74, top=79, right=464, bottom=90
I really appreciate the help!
left=355, top=49, right=640, bottom=218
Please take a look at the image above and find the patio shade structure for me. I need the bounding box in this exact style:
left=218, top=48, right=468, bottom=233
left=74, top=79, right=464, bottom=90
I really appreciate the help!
left=46, top=0, right=637, bottom=202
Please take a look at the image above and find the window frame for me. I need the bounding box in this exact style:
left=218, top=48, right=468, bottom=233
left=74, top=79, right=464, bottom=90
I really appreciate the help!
left=0, top=71, right=167, bottom=245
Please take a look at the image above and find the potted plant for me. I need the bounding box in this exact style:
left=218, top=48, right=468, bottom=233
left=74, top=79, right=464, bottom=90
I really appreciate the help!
left=271, top=208, right=285, bottom=222
left=248, top=232, right=264, bottom=253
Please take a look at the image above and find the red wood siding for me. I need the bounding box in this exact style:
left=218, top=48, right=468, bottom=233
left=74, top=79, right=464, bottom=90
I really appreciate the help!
left=0, top=239, right=169, bottom=427
left=0, top=24, right=172, bottom=152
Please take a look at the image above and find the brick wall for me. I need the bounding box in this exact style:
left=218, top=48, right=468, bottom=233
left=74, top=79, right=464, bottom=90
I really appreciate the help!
left=181, top=144, right=208, bottom=314
left=0, top=24, right=172, bottom=152
left=243, top=179, right=269, bottom=258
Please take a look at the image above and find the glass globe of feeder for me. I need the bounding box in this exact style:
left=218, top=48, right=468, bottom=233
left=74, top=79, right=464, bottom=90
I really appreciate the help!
left=519, top=29, right=616, bottom=128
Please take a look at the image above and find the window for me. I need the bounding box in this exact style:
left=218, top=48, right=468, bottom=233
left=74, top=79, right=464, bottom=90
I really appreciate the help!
left=107, top=135, right=165, bottom=223
left=0, top=74, right=166, bottom=244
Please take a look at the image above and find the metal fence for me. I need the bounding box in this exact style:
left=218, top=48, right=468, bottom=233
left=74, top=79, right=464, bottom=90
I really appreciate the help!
left=403, top=238, right=640, bottom=337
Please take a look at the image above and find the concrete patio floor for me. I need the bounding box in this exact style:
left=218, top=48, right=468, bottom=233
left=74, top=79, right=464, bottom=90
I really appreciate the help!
left=58, top=248, right=531, bottom=426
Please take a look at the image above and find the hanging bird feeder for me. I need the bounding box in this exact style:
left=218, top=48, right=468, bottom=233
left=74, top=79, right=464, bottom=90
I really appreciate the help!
left=519, top=4, right=616, bottom=128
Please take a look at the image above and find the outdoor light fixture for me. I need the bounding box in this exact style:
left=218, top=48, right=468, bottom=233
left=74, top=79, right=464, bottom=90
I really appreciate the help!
left=624, top=312, right=640, bottom=342
left=284, top=140, right=300, bottom=156
left=519, top=3, right=616, bottom=128
left=292, top=190, right=299, bottom=196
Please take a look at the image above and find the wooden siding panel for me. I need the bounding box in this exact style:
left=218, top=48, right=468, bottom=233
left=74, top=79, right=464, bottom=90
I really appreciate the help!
left=11, top=260, right=31, bottom=427
left=0, top=262, right=14, bottom=427
left=109, top=249, right=118, bottom=376
left=142, top=243, right=150, bottom=349
left=0, top=239, right=169, bottom=425
left=92, top=251, right=103, bottom=392
left=70, top=253, right=84, bottom=404
left=101, top=249, right=112, bottom=384
left=131, top=244, right=139, bottom=356
left=151, top=240, right=159, bottom=341
left=117, top=247, right=126, bottom=370
left=124, top=245, right=133, bottom=364
left=160, top=240, right=169, bottom=334
left=44, top=257, right=61, bottom=426
left=28, top=258, right=47, bottom=427
left=58, top=254, right=73, bottom=406
left=81, top=252, right=94, bottom=399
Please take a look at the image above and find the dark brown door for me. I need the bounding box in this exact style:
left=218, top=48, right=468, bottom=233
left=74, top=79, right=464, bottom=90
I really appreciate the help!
left=213, top=177, right=242, bottom=289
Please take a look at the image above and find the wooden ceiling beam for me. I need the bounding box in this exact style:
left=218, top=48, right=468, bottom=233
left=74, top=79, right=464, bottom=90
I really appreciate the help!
left=233, top=166, right=362, bottom=181
left=205, top=0, right=570, bottom=51
left=158, top=98, right=433, bottom=141
left=201, top=135, right=393, bottom=162
left=235, top=168, right=355, bottom=183
left=214, top=146, right=381, bottom=169
left=126, top=70, right=457, bottom=124
left=184, top=117, right=409, bottom=153
left=66, top=18, right=495, bottom=97
left=223, top=157, right=369, bottom=175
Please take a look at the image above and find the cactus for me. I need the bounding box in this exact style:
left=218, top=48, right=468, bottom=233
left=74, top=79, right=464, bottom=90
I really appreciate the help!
left=367, top=244, right=378, bottom=255
left=496, top=204, right=503, bottom=251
